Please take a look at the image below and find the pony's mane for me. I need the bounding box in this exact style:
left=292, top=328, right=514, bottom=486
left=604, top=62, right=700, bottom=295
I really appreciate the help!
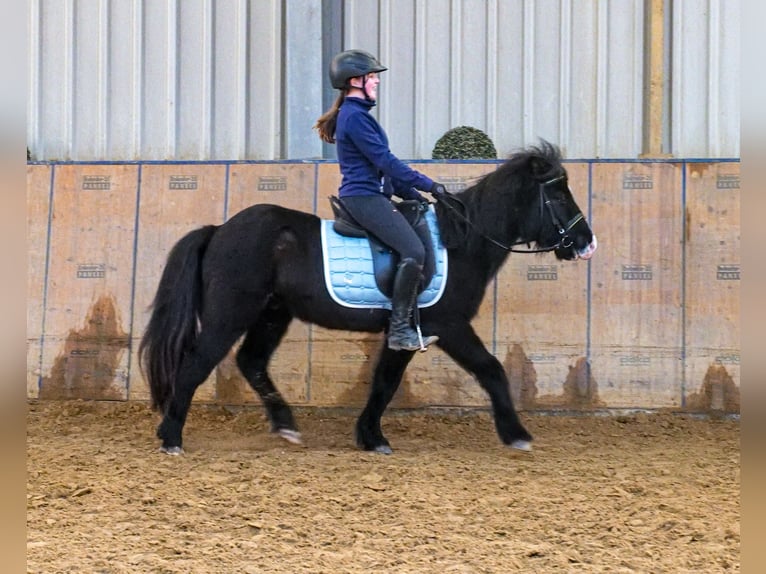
left=482, top=140, right=563, bottom=186
left=435, top=140, right=564, bottom=249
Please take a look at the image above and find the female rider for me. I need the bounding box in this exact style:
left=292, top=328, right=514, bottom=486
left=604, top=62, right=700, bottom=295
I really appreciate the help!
left=314, top=49, right=446, bottom=352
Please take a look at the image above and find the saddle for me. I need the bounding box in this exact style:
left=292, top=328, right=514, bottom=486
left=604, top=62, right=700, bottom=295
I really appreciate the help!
left=329, top=196, right=436, bottom=298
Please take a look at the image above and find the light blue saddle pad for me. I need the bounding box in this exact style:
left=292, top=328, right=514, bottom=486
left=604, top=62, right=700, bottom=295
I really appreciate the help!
left=320, top=208, right=448, bottom=309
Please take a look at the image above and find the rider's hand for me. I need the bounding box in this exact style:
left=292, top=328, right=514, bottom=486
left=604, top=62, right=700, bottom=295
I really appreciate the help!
left=430, top=182, right=448, bottom=197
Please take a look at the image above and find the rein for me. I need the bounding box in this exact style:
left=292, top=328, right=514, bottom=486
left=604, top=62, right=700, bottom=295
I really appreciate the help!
left=436, top=175, right=584, bottom=254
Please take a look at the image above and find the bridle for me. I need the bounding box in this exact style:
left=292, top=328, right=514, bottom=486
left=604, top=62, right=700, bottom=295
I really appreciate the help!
left=436, top=174, right=585, bottom=254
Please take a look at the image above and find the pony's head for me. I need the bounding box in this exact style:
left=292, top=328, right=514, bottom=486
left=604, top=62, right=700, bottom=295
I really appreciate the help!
left=434, top=140, right=597, bottom=260
left=507, top=141, right=597, bottom=260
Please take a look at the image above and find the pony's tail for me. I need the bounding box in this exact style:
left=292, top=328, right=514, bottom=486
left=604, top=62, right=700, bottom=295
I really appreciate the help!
left=138, top=225, right=218, bottom=413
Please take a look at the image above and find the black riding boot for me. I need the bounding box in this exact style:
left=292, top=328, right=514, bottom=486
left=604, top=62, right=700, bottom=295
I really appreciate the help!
left=388, top=258, right=439, bottom=352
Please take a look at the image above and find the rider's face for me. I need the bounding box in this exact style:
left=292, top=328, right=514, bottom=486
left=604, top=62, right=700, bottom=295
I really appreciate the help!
left=363, top=73, right=380, bottom=99
left=351, top=73, right=380, bottom=100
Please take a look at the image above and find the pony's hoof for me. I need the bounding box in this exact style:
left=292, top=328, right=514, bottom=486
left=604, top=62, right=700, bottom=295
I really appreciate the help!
left=373, top=445, right=393, bottom=455
left=160, top=445, right=184, bottom=456
left=510, top=439, right=532, bottom=452
left=276, top=428, right=303, bottom=445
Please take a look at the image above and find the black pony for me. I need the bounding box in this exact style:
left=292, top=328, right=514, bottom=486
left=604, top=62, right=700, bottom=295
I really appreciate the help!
left=139, top=141, right=597, bottom=455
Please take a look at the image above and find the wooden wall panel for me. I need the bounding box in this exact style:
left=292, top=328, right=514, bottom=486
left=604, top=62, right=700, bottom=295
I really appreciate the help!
left=410, top=162, right=497, bottom=196
left=39, top=165, right=138, bottom=400
left=402, top=163, right=501, bottom=406
left=128, top=164, right=226, bottom=402
left=26, top=160, right=740, bottom=413
left=589, top=163, right=684, bottom=408
left=311, top=162, right=499, bottom=407
left=316, top=163, right=342, bottom=219
left=214, top=164, right=315, bottom=405
left=311, top=163, right=387, bottom=406
left=311, top=163, right=383, bottom=405
left=227, top=163, right=317, bottom=217
left=308, top=329, right=384, bottom=407
left=27, top=165, right=52, bottom=398
left=494, top=163, right=592, bottom=410
left=683, top=163, right=740, bottom=413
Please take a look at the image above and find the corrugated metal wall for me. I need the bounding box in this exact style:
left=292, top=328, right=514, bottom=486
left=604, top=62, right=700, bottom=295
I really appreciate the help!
left=28, top=0, right=740, bottom=161
left=672, top=0, right=740, bottom=157
left=357, top=0, right=647, bottom=159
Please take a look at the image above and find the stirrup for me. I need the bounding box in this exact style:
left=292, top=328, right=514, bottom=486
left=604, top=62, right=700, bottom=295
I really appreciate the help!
left=415, top=325, right=438, bottom=352
left=388, top=330, right=438, bottom=352
left=412, top=301, right=437, bottom=351
left=388, top=326, right=438, bottom=352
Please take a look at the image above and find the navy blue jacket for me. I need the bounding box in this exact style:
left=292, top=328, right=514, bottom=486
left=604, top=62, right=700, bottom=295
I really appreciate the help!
left=335, top=97, right=434, bottom=200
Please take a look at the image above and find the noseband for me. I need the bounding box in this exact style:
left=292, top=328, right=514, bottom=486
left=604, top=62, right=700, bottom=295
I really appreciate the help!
left=437, top=174, right=585, bottom=254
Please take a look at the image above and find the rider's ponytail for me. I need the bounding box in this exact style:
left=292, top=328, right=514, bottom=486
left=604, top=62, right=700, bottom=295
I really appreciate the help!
left=314, top=92, right=345, bottom=144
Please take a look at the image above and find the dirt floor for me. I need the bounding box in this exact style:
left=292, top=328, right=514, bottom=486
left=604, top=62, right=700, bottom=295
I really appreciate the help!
left=27, top=400, right=739, bottom=573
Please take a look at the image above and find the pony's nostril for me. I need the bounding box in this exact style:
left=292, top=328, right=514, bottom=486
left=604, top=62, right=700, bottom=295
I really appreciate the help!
left=578, top=234, right=597, bottom=259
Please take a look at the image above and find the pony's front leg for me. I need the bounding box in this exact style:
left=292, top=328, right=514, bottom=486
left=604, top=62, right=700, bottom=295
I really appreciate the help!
left=438, top=324, right=533, bottom=451
left=356, top=346, right=415, bottom=454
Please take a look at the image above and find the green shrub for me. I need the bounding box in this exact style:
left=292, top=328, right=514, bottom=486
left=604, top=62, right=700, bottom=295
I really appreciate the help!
left=431, top=126, right=497, bottom=159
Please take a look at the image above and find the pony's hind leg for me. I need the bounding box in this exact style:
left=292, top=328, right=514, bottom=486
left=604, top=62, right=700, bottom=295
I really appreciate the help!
left=236, top=304, right=300, bottom=444
left=356, top=345, right=415, bottom=454
left=157, top=326, right=245, bottom=454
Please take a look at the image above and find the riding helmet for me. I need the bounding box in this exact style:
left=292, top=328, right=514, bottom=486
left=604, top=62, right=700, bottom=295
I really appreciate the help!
left=329, top=50, right=387, bottom=89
